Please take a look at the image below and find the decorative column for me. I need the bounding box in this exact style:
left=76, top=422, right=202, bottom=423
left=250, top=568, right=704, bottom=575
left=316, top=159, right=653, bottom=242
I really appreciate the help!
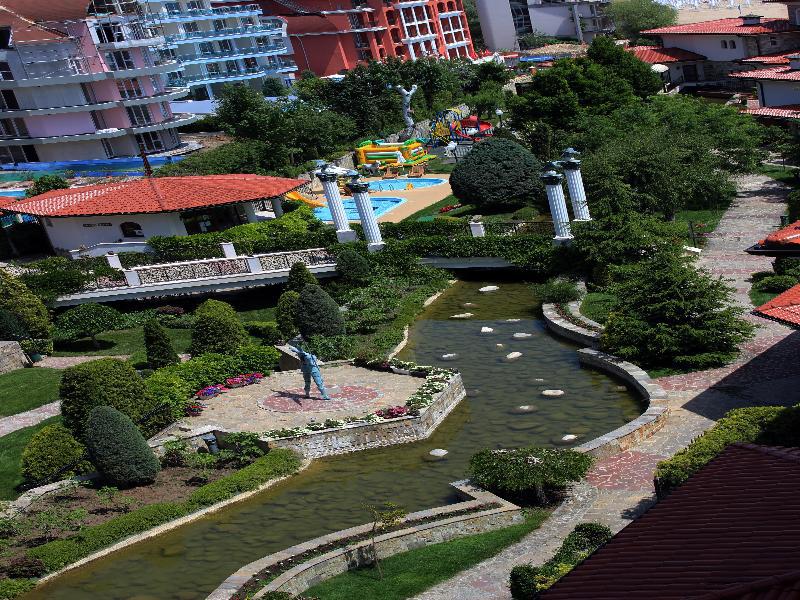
left=318, top=171, right=357, bottom=243
left=272, top=197, right=284, bottom=218
left=562, top=158, right=591, bottom=222
left=347, top=180, right=384, bottom=252
left=105, top=253, right=122, bottom=270
left=540, top=170, right=573, bottom=243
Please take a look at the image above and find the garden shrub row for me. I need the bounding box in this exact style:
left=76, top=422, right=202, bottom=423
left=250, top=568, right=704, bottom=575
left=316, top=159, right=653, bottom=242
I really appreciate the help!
left=28, top=450, right=301, bottom=573
left=654, top=405, right=800, bottom=496
left=509, top=522, right=613, bottom=599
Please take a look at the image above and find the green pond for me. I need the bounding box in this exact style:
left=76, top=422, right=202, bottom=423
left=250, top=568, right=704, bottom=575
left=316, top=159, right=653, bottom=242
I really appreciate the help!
left=27, top=281, right=642, bottom=600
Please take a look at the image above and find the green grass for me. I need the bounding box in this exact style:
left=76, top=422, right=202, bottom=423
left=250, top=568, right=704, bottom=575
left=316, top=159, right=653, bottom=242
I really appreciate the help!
left=750, top=287, right=780, bottom=308
left=304, top=510, right=549, bottom=600
left=52, top=327, right=191, bottom=357
left=674, top=208, right=727, bottom=246
left=424, top=156, right=456, bottom=174
left=236, top=306, right=277, bottom=322
left=0, top=368, right=62, bottom=417
left=0, top=416, right=61, bottom=500
left=401, top=194, right=470, bottom=222
left=580, top=293, right=617, bottom=325
left=758, top=163, right=800, bottom=185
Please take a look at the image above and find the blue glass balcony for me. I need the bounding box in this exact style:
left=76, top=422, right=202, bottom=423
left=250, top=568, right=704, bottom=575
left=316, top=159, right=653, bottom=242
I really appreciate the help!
left=175, top=44, right=288, bottom=65
left=163, top=24, right=282, bottom=45
left=145, top=4, right=262, bottom=24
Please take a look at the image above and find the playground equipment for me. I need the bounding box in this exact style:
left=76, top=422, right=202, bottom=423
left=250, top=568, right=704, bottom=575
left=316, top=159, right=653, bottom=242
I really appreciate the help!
left=355, top=138, right=433, bottom=168
left=430, top=108, right=493, bottom=145
left=284, top=190, right=326, bottom=208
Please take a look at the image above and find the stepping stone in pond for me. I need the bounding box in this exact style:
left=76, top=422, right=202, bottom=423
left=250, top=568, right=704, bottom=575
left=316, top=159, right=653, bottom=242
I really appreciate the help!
left=508, top=422, right=540, bottom=432
left=561, top=434, right=578, bottom=442
left=479, top=285, right=500, bottom=293
left=541, top=389, right=565, bottom=397
left=463, top=302, right=478, bottom=308
left=534, top=378, right=545, bottom=382
left=511, top=405, right=539, bottom=414
left=505, top=352, right=522, bottom=361
left=441, top=353, right=458, bottom=361
left=614, top=385, right=627, bottom=392
left=513, top=333, right=534, bottom=340
left=481, top=327, right=494, bottom=334
left=450, top=313, right=474, bottom=319
left=467, top=388, right=481, bottom=396
left=429, top=448, right=448, bottom=457
left=495, top=343, right=505, bottom=350
left=506, top=318, right=521, bottom=323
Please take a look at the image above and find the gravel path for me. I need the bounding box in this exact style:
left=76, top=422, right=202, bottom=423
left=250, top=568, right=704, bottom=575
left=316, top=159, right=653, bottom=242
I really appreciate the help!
left=414, top=174, right=797, bottom=600
left=0, top=401, right=60, bottom=437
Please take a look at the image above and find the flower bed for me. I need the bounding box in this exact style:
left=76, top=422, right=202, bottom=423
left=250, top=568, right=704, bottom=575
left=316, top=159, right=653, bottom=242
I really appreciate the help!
left=554, top=303, right=603, bottom=333
left=186, top=374, right=265, bottom=416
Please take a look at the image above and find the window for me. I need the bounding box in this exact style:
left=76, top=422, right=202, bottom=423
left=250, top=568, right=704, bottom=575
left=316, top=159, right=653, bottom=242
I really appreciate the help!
left=117, top=78, right=143, bottom=98
left=207, top=63, right=221, bottom=75
left=96, top=22, right=124, bottom=44
left=0, top=62, right=14, bottom=80
left=213, top=20, right=225, bottom=31
left=136, top=132, right=164, bottom=152
left=183, top=22, right=199, bottom=34
left=730, top=40, right=736, bottom=49
left=225, top=60, right=239, bottom=74
left=243, top=57, right=258, bottom=69
left=160, top=101, right=171, bottom=119
left=218, top=39, right=233, bottom=53
left=126, top=104, right=152, bottom=126
left=120, top=221, right=144, bottom=237
left=0, top=27, right=11, bottom=49
left=721, top=40, right=727, bottom=48
left=106, top=50, right=134, bottom=70
left=0, top=119, right=28, bottom=138
left=770, top=35, right=778, bottom=46
left=101, top=139, right=114, bottom=158
left=0, top=90, right=19, bottom=110
left=199, top=41, right=214, bottom=55
left=187, top=1, right=202, bottom=10
left=164, top=2, right=180, bottom=14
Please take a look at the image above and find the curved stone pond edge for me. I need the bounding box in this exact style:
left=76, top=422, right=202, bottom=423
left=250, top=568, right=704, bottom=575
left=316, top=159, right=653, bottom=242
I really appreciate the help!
left=541, top=302, right=670, bottom=459
left=207, top=481, right=523, bottom=600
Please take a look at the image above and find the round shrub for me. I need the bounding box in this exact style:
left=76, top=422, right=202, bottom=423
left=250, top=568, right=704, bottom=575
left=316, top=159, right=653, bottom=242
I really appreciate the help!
left=60, top=358, right=147, bottom=441
left=510, top=564, right=539, bottom=600
left=450, top=138, right=543, bottom=211
left=752, top=275, right=798, bottom=294
left=0, top=271, right=51, bottom=348
left=162, top=353, right=239, bottom=390
left=143, top=370, right=194, bottom=422
left=55, top=303, right=122, bottom=348
left=85, top=406, right=161, bottom=488
left=295, top=284, right=345, bottom=339
left=531, top=279, right=581, bottom=304
left=468, top=447, right=593, bottom=505
left=144, top=318, right=179, bottom=370
left=276, top=290, right=300, bottom=339
left=336, top=249, right=371, bottom=286
left=189, top=299, right=247, bottom=356
left=286, top=262, right=318, bottom=293
left=21, top=423, right=91, bottom=485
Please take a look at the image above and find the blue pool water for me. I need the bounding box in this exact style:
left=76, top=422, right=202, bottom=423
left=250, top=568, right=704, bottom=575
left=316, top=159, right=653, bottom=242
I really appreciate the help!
left=368, top=177, right=445, bottom=192
left=314, top=196, right=406, bottom=222
left=0, top=190, right=25, bottom=198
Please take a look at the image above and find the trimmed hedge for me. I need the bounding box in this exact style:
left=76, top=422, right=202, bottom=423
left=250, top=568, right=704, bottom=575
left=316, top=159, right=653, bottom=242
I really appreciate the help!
left=276, top=290, right=300, bottom=339
left=60, top=358, right=147, bottom=441
left=85, top=406, right=161, bottom=488
left=751, top=274, right=798, bottom=294
left=21, top=424, right=91, bottom=486
left=335, top=248, right=371, bottom=286
left=286, top=262, right=318, bottom=294
left=531, top=279, right=581, bottom=304
left=654, top=405, right=800, bottom=495
left=189, top=299, right=248, bottom=356
left=28, top=450, right=301, bottom=573
left=295, top=284, right=345, bottom=338
left=144, top=318, right=179, bottom=369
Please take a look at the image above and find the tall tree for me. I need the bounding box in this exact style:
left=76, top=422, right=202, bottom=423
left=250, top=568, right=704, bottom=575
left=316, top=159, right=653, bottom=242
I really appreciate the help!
left=605, top=0, right=677, bottom=42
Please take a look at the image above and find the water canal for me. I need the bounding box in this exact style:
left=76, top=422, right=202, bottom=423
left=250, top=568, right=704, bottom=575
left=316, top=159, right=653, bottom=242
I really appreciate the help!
left=27, top=281, right=642, bottom=600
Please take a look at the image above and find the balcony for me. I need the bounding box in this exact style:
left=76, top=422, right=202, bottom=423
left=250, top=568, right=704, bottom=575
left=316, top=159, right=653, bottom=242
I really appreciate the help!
left=97, top=35, right=167, bottom=51
left=108, top=60, right=179, bottom=78
left=163, top=24, right=282, bottom=45
left=176, top=44, right=288, bottom=65
left=144, top=4, right=262, bottom=24
left=171, top=64, right=294, bottom=86
left=0, top=88, right=189, bottom=117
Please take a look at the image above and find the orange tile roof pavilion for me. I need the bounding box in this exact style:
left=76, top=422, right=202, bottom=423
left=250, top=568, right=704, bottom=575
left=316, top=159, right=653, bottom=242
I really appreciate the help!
left=0, top=175, right=304, bottom=218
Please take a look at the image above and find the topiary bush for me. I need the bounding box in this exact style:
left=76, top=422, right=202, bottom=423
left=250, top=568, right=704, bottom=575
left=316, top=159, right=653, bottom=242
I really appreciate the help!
left=468, top=447, right=593, bottom=505
left=233, top=344, right=280, bottom=373
left=531, top=279, right=581, bottom=304
left=0, top=271, right=51, bottom=353
left=295, top=284, right=345, bottom=339
left=55, top=303, right=123, bottom=348
left=450, top=138, right=544, bottom=211
left=189, top=299, right=247, bottom=356
left=244, top=321, right=282, bottom=345
left=752, top=274, right=798, bottom=294
left=143, top=319, right=179, bottom=369
left=286, top=261, right=318, bottom=293
left=336, top=248, right=372, bottom=286
left=276, top=290, right=300, bottom=339
left=21, top=424, right=91, bottom=486
left=85, top=406, right=161, bottom=488
left=60, top=358, right=147, bottom=441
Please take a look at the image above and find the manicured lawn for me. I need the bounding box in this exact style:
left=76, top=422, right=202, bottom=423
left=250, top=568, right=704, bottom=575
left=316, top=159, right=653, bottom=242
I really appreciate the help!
left=0, top=368, right=62, bottom=417
left=401, top=194, right=472, bottom=222
left=674, top=208, right=727, bottom=246
left=237, top=306, right=277, bottom=322
left=304, top=510, right=549, bottom=600
left=425, top=156, right=456, bottom=174
left=758, top=163, right=800, bottom=185
left=53, top=327, right=191, bottom=357
left=580, top=293, right=617, bottom=325
left=750, top=288, right=779, bottom=308
left=0, top=416, right=61, bottom=500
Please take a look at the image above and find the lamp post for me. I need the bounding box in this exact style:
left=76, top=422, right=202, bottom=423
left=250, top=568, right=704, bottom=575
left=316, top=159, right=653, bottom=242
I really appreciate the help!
left=316, top=163, right=357, bottom=243
left=346, top=176, right=384, bottom=252
left=540, top=167, right=573, bottom=243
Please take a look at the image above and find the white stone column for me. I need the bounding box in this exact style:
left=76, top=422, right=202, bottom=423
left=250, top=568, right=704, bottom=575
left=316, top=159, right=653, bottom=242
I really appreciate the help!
left=242, top=201, right=259, bottom=223
left=319, top=172, right=357, bottom=243
left=540, top=171, right=573, bottom=242
left=562, top=159, right=591, bottom=221
left=272, top=197, right=284, bottom=218
left=469, top=222, right=486, bottom=238
left=220, top=242, right=237, bottom=258
left=347, top=180, right=384, bottom=252
left=122, top=269, right=141, bottom=287
left=105, top=253, right=122, bottom=270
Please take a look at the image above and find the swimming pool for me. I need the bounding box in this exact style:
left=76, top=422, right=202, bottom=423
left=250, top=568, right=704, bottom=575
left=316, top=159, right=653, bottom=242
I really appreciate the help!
left=313, top=196, right=406, bottom=222
left=368, top=177, right=445, bottom=192
left=0, top=190, right=25, bottom=198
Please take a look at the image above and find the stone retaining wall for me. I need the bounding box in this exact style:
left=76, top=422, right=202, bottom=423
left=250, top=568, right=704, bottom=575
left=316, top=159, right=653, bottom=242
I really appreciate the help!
left=0, top=341, right=28, bottom=374
left=266, top=372, right=465, bottom=458
left=541, top=302, right=599, bottom=348
left=207, top=480, right=521, bottom=600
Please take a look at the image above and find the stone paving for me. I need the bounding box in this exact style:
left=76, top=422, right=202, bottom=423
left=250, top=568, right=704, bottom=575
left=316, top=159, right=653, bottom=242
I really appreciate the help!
left=0, top=401, right=61, bottom=437
left=414, top=174, right=799, bottom=600
left=184, top=365, right=423, bottom=432
left=33, top=354, right=130, bottom=369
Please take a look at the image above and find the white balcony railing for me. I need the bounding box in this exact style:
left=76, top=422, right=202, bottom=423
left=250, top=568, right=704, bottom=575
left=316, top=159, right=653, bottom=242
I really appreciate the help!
left=163, top=24, right=281, bottom=44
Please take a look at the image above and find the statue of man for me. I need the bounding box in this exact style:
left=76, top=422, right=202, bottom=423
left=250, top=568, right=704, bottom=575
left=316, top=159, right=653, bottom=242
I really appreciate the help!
left=395, top=84, right=418, bottom=130
left=288, top=344, right=331, bottom=400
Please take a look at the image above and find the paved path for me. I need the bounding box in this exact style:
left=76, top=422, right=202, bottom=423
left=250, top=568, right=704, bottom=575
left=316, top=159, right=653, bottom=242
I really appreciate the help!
left=0, top=401, right=60, bottom=437
left=34, top=354, right=130, bottom=369
left=415, top=174, right=798, bottom=600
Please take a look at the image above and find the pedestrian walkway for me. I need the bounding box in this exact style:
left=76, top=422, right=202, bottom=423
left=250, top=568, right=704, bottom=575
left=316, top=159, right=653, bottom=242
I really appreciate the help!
left=34, top=354, right=130, bottom=369
left=0, top=401, right=60, bottom=437
left=414, top=173, right=797, bottom=600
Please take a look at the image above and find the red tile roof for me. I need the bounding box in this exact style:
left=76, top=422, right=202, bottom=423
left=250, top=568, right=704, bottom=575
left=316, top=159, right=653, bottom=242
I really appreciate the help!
left=627, top=45, right=706, bottom=63
left=742, top=49, right=797, bottom=64
left=760, top=219, right=800, bottom=247
left=754, top=284, right=800, bottom=328
left=643, top=17, right=800, bottom=35
left=541, top=444, right=800, bottom=600
left=730, top=65, right=800, bottom=80
left=0, top=1, right=91, bottom=23
left=744, top=104, right=800, bottom=118
left=0, top=175, right=304, bottom=217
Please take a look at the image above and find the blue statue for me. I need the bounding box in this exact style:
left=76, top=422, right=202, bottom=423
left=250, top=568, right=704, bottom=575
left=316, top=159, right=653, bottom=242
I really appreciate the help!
left=288, top=345, right=330, bottom=401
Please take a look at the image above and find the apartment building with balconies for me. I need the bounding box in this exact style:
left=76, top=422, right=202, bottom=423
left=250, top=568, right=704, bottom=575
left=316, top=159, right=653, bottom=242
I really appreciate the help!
left=246, top=0, right=474, bottom=77
left=143, top=0, right=296, bottom=99
left=0, top=0, right=197, bottom=164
